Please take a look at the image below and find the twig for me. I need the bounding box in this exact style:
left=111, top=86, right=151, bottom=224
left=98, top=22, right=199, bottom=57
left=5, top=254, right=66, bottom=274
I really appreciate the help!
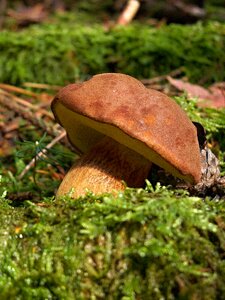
left=18, top=131, right=66, bottom=179
left=0, top=89, right=60, bottom=137
left=23, top=82, right=62, bottom=91
left=170, top=0, right=205, bottom=18
left=0, top=88, right=73, bottom=152
left=0, top=89, right=36, bottom=108
left=117, top=0, right=141, bottom=25
left=141, top=68, right=184, bottom=86
left=0, top=83, right=38, bottom=98
left=0, top=89, right=53, bottom=120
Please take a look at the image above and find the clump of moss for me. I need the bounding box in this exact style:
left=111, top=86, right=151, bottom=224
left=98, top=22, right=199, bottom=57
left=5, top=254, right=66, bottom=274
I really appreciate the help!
left=0, top=23, right=112, bottom=85
left=0, top=21, right=224, bottom=85
left=0, top=185, right=224, bottom=299
left=112, top=22, right=225, bottom=83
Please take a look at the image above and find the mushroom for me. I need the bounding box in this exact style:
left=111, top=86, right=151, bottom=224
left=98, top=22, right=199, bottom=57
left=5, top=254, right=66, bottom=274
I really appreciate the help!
left=51, top=73, right=201, bottom=198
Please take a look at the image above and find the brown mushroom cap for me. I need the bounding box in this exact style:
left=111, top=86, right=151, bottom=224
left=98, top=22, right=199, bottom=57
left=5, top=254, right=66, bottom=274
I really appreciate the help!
left=51, top=73, right=201, bottom=184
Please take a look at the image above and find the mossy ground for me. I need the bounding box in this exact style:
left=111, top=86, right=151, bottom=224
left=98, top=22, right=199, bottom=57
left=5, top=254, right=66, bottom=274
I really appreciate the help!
left=0, top=20, right=224, bottom=86
left=0, top=186, right=225, bottom=300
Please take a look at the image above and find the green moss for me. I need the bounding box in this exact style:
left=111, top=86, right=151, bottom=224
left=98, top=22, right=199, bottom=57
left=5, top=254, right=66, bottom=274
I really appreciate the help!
left=0, top=23, right=112, bottom=85
left=0, top=21, right=224, bottom=85
left=0, top=186, right=224, bottom=299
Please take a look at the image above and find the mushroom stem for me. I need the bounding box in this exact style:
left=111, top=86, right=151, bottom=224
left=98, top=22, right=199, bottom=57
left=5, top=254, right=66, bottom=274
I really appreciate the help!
left=56, top=137, right=152, bottom=198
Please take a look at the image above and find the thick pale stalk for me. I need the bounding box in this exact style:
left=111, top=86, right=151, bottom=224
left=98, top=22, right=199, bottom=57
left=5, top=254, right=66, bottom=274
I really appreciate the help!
left=56, top=137, right=151, bottom=198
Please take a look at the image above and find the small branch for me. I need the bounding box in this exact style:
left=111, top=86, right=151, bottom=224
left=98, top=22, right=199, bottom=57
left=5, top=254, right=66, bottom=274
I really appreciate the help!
left=23, top=82, right=62, bottom=91
left=117, top=0, right=141, bottom=25
left=18, top=131, right=66, bottom=179
left=141, top=68, right=184, bottom=86
left=0, top=83, right=38, bottom=98
left=0, top=89, right=61, bottom=138
left=0, top=89, right=53, bottom=120
left=0, top=89, right=37, bottom=108
left=170, top=0, right=205, bottom=18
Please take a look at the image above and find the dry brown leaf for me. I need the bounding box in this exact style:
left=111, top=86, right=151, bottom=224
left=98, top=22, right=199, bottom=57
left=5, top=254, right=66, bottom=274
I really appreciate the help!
left=167, top=76, right=225, bottom=108
left=7, top=4, right=47, bottom=25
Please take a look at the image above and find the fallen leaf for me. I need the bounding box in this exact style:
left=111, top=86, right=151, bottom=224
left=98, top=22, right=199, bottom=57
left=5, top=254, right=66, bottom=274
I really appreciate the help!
left=167, top=76, right=225, bottom=108
left=208, top=85, right=225, bottom=108
left=7, top=4, right=47, bottom=25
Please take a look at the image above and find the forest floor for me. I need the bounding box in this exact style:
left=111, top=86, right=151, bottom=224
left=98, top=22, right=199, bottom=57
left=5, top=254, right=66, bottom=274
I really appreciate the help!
left=0, top=2, right=225, bottom=299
